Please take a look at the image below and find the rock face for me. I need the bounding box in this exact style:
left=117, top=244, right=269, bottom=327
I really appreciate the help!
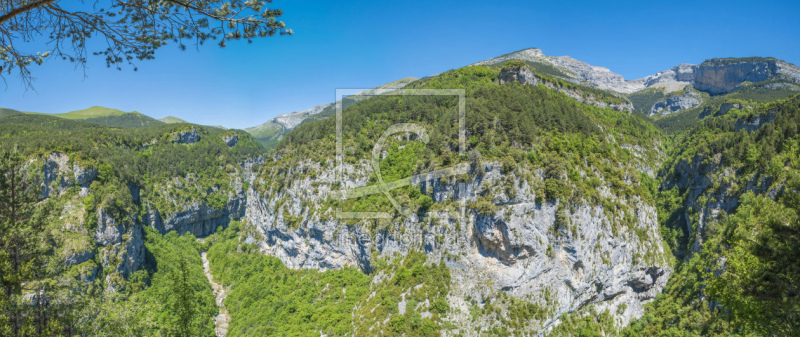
left=628, top=64, right=696, bottom=94
left=691, top=58, right=800, bottom=94
left=474, top=49, right=800, bottom=97
left=95, top=209, right=125, bottom=246
left=173, top=128, right=201, bottom=144
left=498, top=66, right=634, bottom=112
left=497, top=65, right=539, bottom=85
left=144, top=196, right=246, bottom=238
left=735, top=110, right=777, bottom=132
left=475, top=48, right=646, bottom=93
left=39, top=152, right=98, bottom=198
left=649, top=89, right=702, bottom=116
left=143, top=174, right=247, bottom=238
left=64, top=250, right=94, bottom=267
left=222, top=134, right=239, bottom=147
left=716, top=102, right=754, bottom=117
left=94, top=208, right=144, bottom=279
left=694, top=59, right=774, bottom=94
left=245, top=157, right=671, bottom=331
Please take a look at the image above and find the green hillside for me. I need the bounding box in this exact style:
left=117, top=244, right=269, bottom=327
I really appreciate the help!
left=245, top=64, right=667, bottom=335
left=83, top=111, right=165, bottom=128
left=245, top=77, right=420, bottom=151
left=158, top=116, right=189, bottom=124
left=0, top=108, right=24, bottom=118
left=2, top=53, right=799, bottom=336
left=46, top=106, right=129, bottom=119
left=1, top=105, right=167, bottom=128
left=0, top=114, right=263, bottom=335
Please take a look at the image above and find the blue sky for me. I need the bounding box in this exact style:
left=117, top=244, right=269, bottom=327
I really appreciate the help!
left=1, top=0, right=798, bottom=129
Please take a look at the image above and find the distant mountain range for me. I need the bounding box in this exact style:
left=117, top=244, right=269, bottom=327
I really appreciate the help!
left=244, top=77, right=418, bottom=149
left=473, top=48, right=800, bottom=95
left=3, top=47, right=799, bottom=335
left=4, top=48, right=799, bottom=142
left=158, top=116, right=188, bottom=124
left=0, top=106, right=164, bottom=128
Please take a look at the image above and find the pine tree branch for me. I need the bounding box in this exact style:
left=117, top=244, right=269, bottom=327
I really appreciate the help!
left=0, top=0, right=58, bottom=25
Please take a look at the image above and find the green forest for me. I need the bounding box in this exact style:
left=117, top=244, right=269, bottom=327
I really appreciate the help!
left=1, top=56, right=799, bottom=336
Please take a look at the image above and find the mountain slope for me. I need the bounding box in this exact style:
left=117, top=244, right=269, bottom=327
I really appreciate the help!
left=244, top=63, right=672, bottom=334
left=244, top=77, right=418, bottom=150
left=3, top=105, right=167, bottom=128
left=0, top=107, right=28, bottom=118
left=31, top=105, right=129, bottom=119
left=473, top=49, right=800, bottom=100
left=3, top=48, right=799, bottom=336
left=0, top=113, right=265, bottom=334
left=158, top=116, right=189, bottom=124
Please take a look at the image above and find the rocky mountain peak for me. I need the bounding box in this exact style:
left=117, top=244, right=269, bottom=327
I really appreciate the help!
left=473, top=49, right=800, bottom=98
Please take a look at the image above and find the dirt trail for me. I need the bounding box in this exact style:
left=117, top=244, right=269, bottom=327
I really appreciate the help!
left=201, top=251, right=230, bottom=337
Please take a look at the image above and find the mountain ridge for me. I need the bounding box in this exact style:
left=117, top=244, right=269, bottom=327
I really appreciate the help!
left=472, top=48, right=800, bottom=97
left=243, top=77, right=419, bottom=149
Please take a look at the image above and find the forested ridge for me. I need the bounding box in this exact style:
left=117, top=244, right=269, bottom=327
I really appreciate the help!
left=0, top=60, right=798, bottom=336
left=0, top=114, right=261, bottom=335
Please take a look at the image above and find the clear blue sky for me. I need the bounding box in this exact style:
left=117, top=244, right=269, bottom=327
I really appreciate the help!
left=1, top=0, right=798, bottom=129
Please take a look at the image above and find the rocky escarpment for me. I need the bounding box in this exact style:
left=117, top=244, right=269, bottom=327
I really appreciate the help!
left=144, top=195, right=246, bottom=238
left=663, top=109, right=782, bottom=258
left=38, top=151, right=98, bottom=198
left=628, top=64, right=696, bottom=93
left=35, top=149, right=254, bottom=291
left=734, top=109, right=777, bottom=132
left=648, top=89, right=702, bottom=116
left=475, top=48, right=646, bottom=94
left=245, top=155, right=671, bottom=332
left=142, top=171, right=248, bottom=238
left=715, top=101, right=754, bottom=117
left=473, top=48, right=800, bottom=98
left=95, top=209, right=145, bottom=279
left=173, top=128, right=201, bottom=144
left=498, top=66, right=634, bottom=112
left=693, top=58, right=800, bottom=94
left=222, top=134, right=239, bottom=147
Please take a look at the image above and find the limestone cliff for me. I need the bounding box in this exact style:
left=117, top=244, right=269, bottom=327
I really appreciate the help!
left=693, top=58, right=800, bottom=94
left=472, top=49, right=800, bottom=104
left=648, top=89, right=702, bottom=116
left=244, top=152, right=671, bottom=333
left=498, top=66, right=634, bottom=112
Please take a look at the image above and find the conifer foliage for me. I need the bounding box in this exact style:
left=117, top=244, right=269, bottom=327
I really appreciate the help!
left=0, top=148, right=58, bottom=335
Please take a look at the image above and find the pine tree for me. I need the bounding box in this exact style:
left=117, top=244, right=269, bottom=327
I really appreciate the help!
left=169, top=258, right=195, bottom=337
left=0, top=148, right=55, bottom=335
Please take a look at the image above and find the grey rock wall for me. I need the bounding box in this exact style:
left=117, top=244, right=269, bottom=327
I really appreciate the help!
left=649, top=89, right=702, bottom=116
left=498, top=67, right=634, bottom=112
left=245, top=158, right=671, bottom=331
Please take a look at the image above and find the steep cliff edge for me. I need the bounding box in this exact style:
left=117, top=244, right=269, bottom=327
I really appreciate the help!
left=498, top=65, right=634, bottom=112
left=648, top=88, right=702, bottom=116
left=472, top=49, right=800, bottom=117
left=241, top=66, right=672, bottom=334
left=693, top=57, right=800, bottom=94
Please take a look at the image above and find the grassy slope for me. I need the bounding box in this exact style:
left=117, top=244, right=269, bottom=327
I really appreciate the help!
left=0, top=107, right=29, bottom=118
left=158, top=116, right=189, bottom=124
left=40, top=106, right=129, bottom=119
left=1, top=105, right=167, bottom=128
